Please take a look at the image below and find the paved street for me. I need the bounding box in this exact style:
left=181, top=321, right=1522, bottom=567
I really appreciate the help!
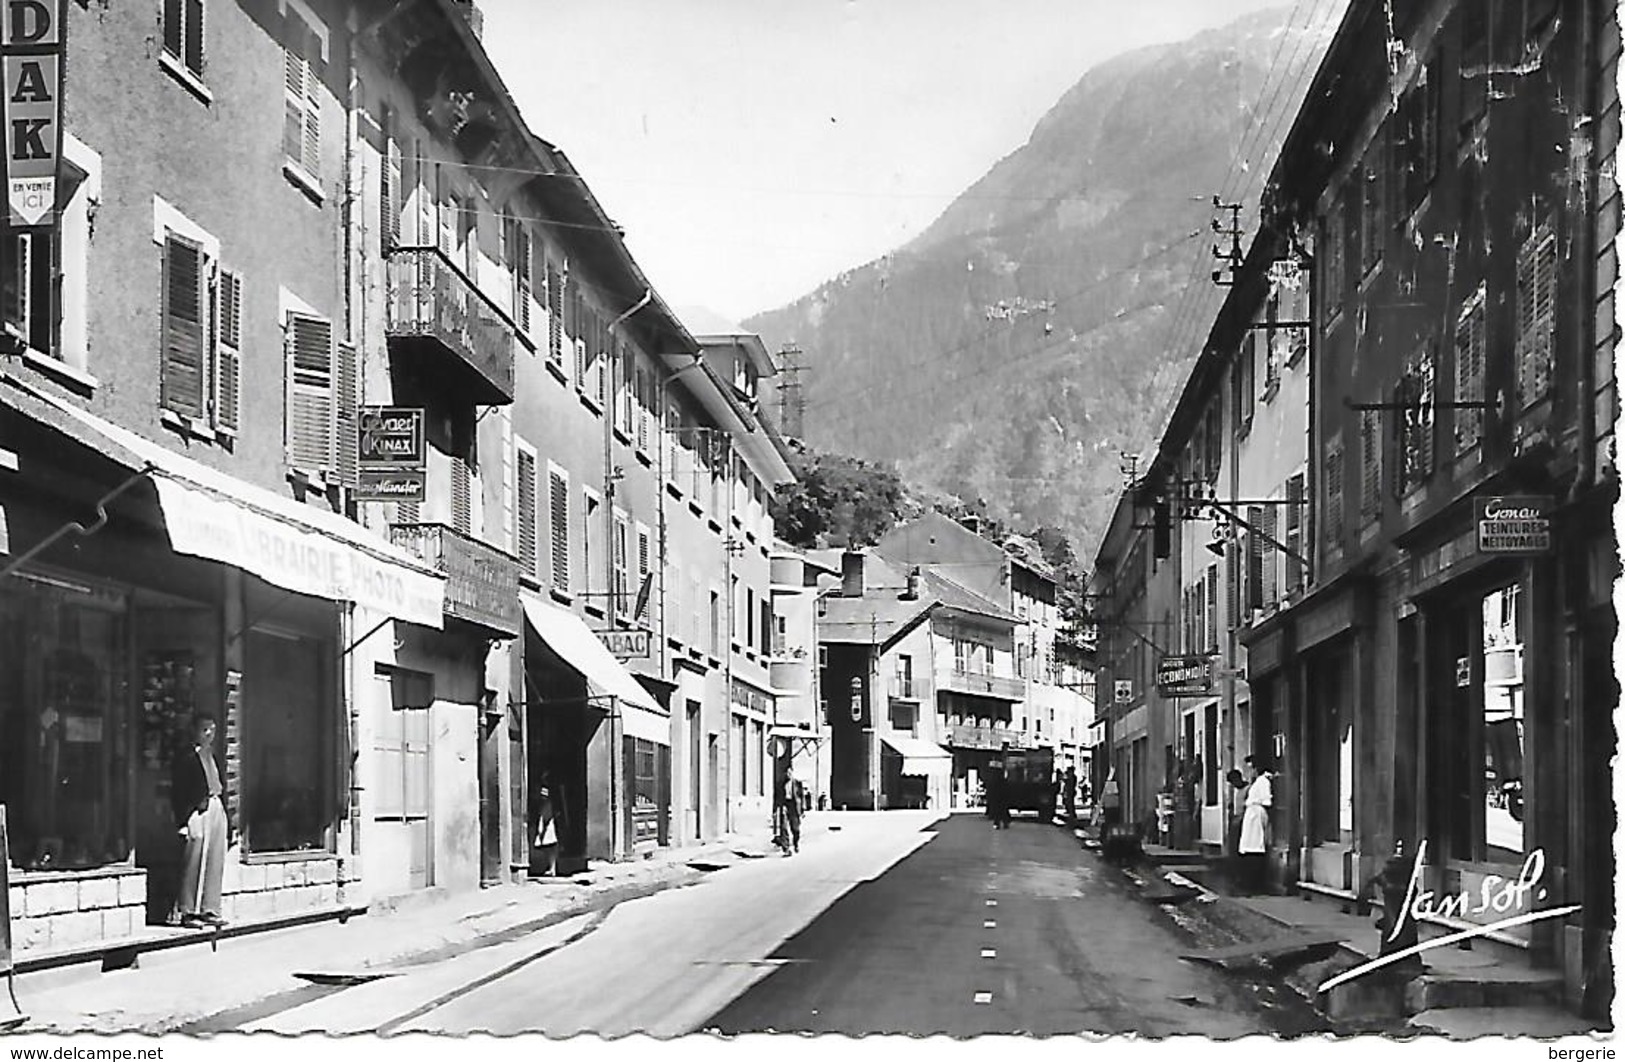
left=221, top=811, right=1319, bottom=1037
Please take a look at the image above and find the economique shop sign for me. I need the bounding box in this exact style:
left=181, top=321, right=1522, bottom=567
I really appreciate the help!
left=3, top=0, right=64, bottom=228
left=1474, top=495, right=1552, bottom=554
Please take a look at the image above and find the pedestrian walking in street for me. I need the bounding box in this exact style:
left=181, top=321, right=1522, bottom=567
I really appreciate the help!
left=986, top=766, right=1011, bottom=829
left=533, top=780, right=559, bottom=876
left=1238, top=755, right=1273, bottom=894
left=1061, top=766, right=1078, bottom=825
left=170, top=713, right=228, bottom=928
left=776, top=772, right=805, bottom=854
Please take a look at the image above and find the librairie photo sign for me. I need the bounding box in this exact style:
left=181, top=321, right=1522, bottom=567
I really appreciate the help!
left=1474, top=494, right=1552, bottom=554
left=357, top=406, right=426, bottom=501
left=3, top=0, right=63, bottom=228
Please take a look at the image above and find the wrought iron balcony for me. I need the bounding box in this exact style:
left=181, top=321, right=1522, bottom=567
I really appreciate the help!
left=385, top=245, right=518, bottom=405
left=389, top=522, right=521, bottom=637
left=940, top=668, right=1025, bottom=701
left=948, top=723, right=1028, bottom=751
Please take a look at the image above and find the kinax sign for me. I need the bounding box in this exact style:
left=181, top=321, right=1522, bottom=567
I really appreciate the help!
left=3, top=0, right=64, bottom=228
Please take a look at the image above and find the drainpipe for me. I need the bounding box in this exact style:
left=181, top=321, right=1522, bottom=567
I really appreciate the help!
left=601, top=289, right=651, bottom=859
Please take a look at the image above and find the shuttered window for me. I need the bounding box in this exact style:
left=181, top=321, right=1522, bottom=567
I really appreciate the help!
left=549, top=467, right=570, bottom=592
left=163, top=0, right=205, bottom=78
left=512, top=222, right=532, bottom=334
left=1260, top=505, right=1278, bottom=607
left=1324, top=434, right=1346, bottom=547
left=636, top=524, right=651, bottom=623
left=1225, top=540, right=1240, bottom=632
left=1455, top=286, right=1487, bottom=452
left=283, top=13, right=322, bottom=183
left=1398, top=341, right=1437, bottom=495
left=334, top=342, right=358, bottom=487
left=1245, top=505, right=1264, bottom=614
left=285, top=311, right=335, bottom=474
left=1284, top=474, right=1305, bottom=593
left=1359, top=409, right=1382, bottom=519
left=210, top=267, right=243, bottom=435
left=380, top=112, right=402, bottom=251
left=161, top=234, right=208, bottom=420
left=1359, top=136, right=1385, bottom=274
left=1515, top=223, right=1557, bottom=411
left=1204, top=566, right=1217, bottom=653
left=613, top=514, right=629, bottom=619
left=1322, top=198, right=1345, bottom=319
left=451, top=457, right=472, bottom=535
left=546, top=261, right=562, bottom=363
left=516, top=448, right=538, bottom=580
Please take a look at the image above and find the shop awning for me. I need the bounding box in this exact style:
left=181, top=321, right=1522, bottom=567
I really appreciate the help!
left=881, top=735, right=952, bottom=777
left=520, top=592, right=668, bottom=744
left=2, top=378, right=446, bottom=628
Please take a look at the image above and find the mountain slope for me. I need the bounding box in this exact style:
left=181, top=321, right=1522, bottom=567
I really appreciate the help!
left=746, top=6, right=1335, bottom=560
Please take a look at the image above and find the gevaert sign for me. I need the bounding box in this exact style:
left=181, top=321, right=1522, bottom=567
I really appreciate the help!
left=1475, top=494, right=1552, bottom=554
left=3, top=0, right=63, bottom=227
left=358, top=406, right=426, bottom=502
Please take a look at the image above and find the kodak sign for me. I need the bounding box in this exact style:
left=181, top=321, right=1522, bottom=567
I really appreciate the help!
left=3, top=0, right=63, bottom=227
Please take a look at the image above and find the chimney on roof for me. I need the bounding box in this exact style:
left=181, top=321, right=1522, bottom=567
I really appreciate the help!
left=449, top=0, right=484, bottom=38
left=902, top=566, right=922, bottom=601
left=960, top=514, right=981, bottom=535
left=841, top=550, right=865, bottom=598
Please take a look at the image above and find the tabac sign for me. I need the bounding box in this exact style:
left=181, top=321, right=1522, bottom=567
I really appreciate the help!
left=1475, top=495, right=1552, bottom=555
left=3, top=0, right=64, bottom=228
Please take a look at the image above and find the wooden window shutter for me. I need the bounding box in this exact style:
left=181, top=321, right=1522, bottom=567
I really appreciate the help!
left=1260, top=505, right=1278, bottom=607
left=283, top=19, right=320, bottom=179
left=613, top=515, right=629, bottom=617
left=161, top=234, right=208, bottom=420
left=213, top=268, right=244, bottom=435
left=1285, top=474, right=1305, bottom=592
left=546, top=261, right=562, bottom=363
left=1225, top=540, right=1240, bottom=631
left=514, top=224, right=532, bottom=334
left=381, top=119, right=402, bottom=251
left=285, top=312, right=335, bottom=473
left=1455, top=289, right=1487, bottom=452
left=1325, top=436, right=1345, bottom=545
left=549, top=468, right=570, bottom=591
left=451, top=457, right=472, bottom=534
left=335, top=341, right=358, bottom=487
left=516, top=450, right=538, bottom=579
left=1515, top=224, right=1557, bottom=410
left=1246, top=505, right=1264, bottom=613
left=1204, top=566, right=1217, bottom=652
left=1359, top=409, right=1381, bottom=517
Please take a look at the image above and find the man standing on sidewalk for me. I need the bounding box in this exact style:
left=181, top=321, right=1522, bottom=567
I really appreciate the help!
left=171, top=713, right=228, bottom=928
left=776, top=772, right=806, bottom=854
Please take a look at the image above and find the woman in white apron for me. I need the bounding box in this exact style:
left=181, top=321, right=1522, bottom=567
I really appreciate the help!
left=1238, top=755, right=1273, bottom=894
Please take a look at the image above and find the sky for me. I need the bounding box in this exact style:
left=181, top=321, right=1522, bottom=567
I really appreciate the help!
left=478, top=0, right=1292, bottom=323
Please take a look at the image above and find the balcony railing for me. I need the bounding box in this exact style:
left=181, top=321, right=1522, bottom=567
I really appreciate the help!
left=940, top=668, right=1025, bottom=701
left=389, top=522, right=521, bottom=637
left=385, top=246, right=518, bottom=405
left=948, top=723, right=1028, bottom=751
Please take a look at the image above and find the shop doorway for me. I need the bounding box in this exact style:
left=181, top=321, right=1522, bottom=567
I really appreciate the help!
left=1431, top=582, right=1527, bottom=865
left=687, top=701, right=702, bottom=840
left=373, top=666, right=434, bottom=891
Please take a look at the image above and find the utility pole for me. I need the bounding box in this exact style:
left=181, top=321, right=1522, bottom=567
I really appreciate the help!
left=776, top=343, right=805, bottom=439
left=1211, top=196, right=1243, bottom=287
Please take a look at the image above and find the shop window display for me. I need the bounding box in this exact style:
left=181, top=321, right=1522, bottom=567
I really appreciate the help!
left=0, top=571, right=131, bottom=870
left=242, top=628, right=334, bottom=853
left=1480, top=585, right=1525, bottom=859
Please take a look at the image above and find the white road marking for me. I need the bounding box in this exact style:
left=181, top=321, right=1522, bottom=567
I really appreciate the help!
left=980, top=949, right=996, bottom=958
left=973, top=992, right=993, bottom=1004
left=982, top=919, right=997, bottom=928
left=985, top=899, right=997, bottom=907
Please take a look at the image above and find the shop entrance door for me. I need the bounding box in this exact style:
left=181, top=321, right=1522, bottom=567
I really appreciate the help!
left=687, top=701, right=702, bottom=840
left=374, top=667, right=434, bottom=891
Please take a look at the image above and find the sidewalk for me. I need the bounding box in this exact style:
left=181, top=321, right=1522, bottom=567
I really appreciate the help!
left=7, top=826, right=779, bottom=1035
left=1117, top=839, right=1610, bottom=1038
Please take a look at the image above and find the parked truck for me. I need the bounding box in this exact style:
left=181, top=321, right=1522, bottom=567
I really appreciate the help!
left=992, top=746, right=1056, bottom=819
